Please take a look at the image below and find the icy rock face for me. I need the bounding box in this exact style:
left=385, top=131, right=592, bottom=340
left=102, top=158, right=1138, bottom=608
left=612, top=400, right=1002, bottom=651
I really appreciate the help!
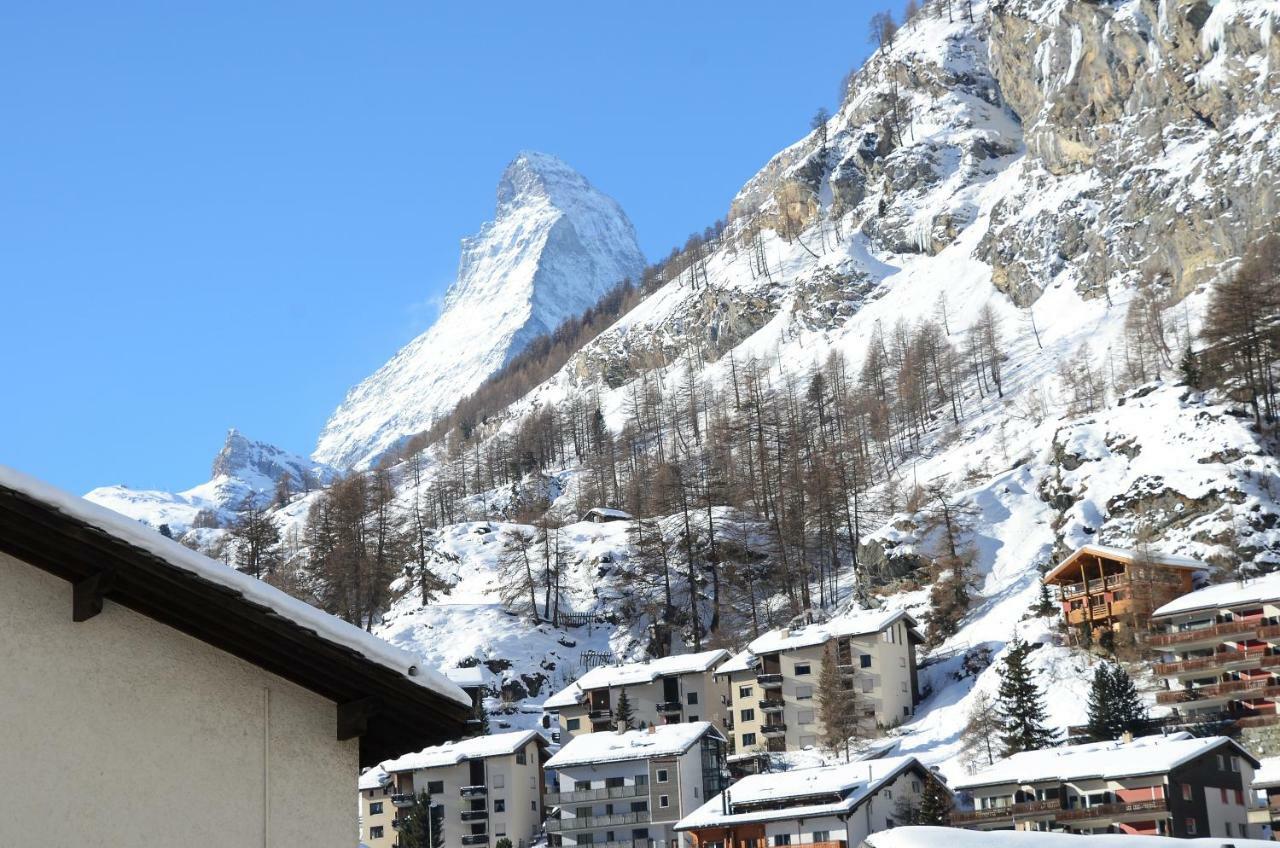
left=313, top=152, right=645, bottom=470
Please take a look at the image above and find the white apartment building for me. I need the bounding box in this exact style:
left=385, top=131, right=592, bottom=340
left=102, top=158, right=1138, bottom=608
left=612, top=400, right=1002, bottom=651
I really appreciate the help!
left=382, top=729, right=550, bottom=848
left=675, top=756, right=949, bottom=847
left=360, top=766, right=397, bottom=846
left=544, top=650, right=730, bottom=741
left=545, top=722, right=729, bottom=848
left=718, top=609, right=920, bottom=759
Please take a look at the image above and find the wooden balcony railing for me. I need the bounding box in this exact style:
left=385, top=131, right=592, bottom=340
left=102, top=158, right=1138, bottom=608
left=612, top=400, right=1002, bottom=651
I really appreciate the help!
left=952, top=799, right=1062, bottom=825
left=1056, top=799, right=1169, bottom=821
left=1151, top=621, right=1260, bottom=647
left=1157, top=678, right=1280, bottom=704
left=1154, top=647, right=1271, bottom=676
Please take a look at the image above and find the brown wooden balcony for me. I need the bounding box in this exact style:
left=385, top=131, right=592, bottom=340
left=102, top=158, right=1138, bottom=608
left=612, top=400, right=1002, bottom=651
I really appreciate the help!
left=1150, top=620, right=1260, bottom=647
left=1260, top=625, right=1280, bottom=640
left=952, top=799, right=1062, bottom=826
left=1154, top=647, right=1270, bottom=676
left=1056, top=798, right=1169, bottom=822
left=1158, top=679, right=1280, bottom=704
left=1236, top=713, right=1280, bottom=729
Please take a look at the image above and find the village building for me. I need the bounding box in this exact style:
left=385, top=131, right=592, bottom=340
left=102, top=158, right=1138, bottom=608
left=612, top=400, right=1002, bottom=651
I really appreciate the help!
left=1150, top=572, right=1280, bottom=730
left=544, top=650, right=730, bottom=741
left=381, top=729, right=550, bottom=848
left=0, top=466, right=473, bottom=847
left=1041, top=544, right=1207, bottom=646
left=952, top=733, right=1260, bottom=838
left=718, top=609, right=920, bottom=760
left=583, top=507, right=635, bottom=524
left=1248, top=757, right=1280, bottom=838
left=674, top=756, right=949, bottom=848
left=545, top=722, right=728, bottom=848
left=360, top=765, right=397, bottom=845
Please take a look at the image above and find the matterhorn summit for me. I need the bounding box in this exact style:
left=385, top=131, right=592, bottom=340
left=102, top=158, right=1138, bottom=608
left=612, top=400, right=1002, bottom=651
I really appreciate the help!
left=314, top=151, right=645, bottom=469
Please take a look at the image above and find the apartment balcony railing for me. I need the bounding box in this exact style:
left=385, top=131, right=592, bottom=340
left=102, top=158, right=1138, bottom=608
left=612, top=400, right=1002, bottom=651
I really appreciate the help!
left=1154, top=647, right=1271, bottom=676
left=460, top=785, right=488, bottom=798
left=544, top=784, right=648, bottom=805
left=655, top=701, right=683, bottom=715
left=759, top=699, right=785, bottom=712
left=461, top=835, right=490, bottom=845
left=1150, top=620, right=1261, bottom=647
left=460, top=810, right=489, bottom=821
left=1059, top=574, right=1131, bottom=599
left=1236, top=714, right=1280, bottom=729
left=1260, top=625, right=1280, bottom=640
left=545, top=811, right=651, bottom=833
left=1055, top=798, right=1169, bottom=822
left=1158, top=680, right=1280, bottom=705
left=952, top=799, right=1062, bottom=825
left=588, top=708, right=614, bottom=721
left=391, top=793, right=417, bottom=807
left=756, top=673, right=784, bottom=688
left=761, top=723, right=787, bottom=737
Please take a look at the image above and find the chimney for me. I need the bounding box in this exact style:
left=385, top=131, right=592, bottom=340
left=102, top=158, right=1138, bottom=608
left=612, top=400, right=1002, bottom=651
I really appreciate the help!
left=647, top=724, right=657, bottom=735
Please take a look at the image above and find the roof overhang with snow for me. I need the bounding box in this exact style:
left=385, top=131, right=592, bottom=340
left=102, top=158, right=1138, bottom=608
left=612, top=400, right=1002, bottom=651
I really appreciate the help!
left=1041, top=544, right=1207, bottom=585
left=0, top=466, right=474, bottom=768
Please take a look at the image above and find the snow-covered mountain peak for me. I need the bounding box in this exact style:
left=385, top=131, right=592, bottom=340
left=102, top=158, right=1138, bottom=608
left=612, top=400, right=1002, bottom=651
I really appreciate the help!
left=314, top=152, right=645, bottom=470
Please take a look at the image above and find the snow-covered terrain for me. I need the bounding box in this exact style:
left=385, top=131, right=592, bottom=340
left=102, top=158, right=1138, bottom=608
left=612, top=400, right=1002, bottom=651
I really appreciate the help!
left=313, top=151, right=646, bottom=470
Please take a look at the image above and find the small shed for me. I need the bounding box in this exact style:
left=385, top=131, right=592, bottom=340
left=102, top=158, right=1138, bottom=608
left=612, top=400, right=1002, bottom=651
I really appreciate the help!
left=582, top=507, right=634, bottom=524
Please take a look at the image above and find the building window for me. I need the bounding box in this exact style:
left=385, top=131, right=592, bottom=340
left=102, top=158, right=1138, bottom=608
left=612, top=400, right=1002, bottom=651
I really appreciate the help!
left=796, top=685, right=814, bottom=700
left=494, top=799, right=506, bottom=813
left=886, top=819, right=895, bottom=829
left=862, top=679, right=874, bottom=694
left=516, top=750, right=527, bottom=765
left=739, top=685, right=753, bottom=698
left=742, top=733, right=757, bottom=746
left=901, top=681, right=908, bottom=693
left=741, top=709, right=755, bottom=722
left=1218, top=754, right=1226, bottom=770
left=636, top=774, right=649, bottom=785
left=860, top=655, right=872, bottom=668
left=1236, top=788, right=1245, bottom=805
left=566, top=718, right=581, bottom=731
left=370, top=801, right=384, bottom=815
left=1185, top=818, right=1197, bottom=835
left=899, top=657, right=906, bottom=668
left=688, top=692, right=699, bottom=705
left=689, top=714, right=699, bottom=721
left=774, top=835, right=790, bottom=846
left=813, top=831, right=829, bottom=843
left=795, top=663, right=811, bottom=676
left=911, top=781, right=920, bottom=792
left=1226, top=822, right=1234, bottom=837
left=633, top=829, right=650, bottom=840
left=659, top=795, right=670, bottom=808
left=1182, top=784, right=1193, bottom=801
left=496, top=824, right=507, bottom=837
left=1232, top=756, right=1242, bottom=773
left=576, top=780, right=593, bottom=791
left=494, top=774, right=505, bottom=788
left=370, top=826, right=384, bottom=839
left=1221, top=787, right=1229, bottom=804
left=799, top=735, right=816, bottom=748
left=428, top=780, right=444, bottom=795
left=797, top=709, right=815, bottom=725
left=657, top=769, right=669, bottom=783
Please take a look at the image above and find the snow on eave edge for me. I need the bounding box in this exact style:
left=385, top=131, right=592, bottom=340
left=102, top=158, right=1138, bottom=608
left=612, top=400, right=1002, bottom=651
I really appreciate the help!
left=0, top=464, right=471, bottom=709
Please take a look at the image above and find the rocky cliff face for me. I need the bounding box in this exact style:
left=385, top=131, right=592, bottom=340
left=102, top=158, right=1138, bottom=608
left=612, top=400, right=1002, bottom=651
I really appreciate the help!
left=313, top=152, right=645, bottom=470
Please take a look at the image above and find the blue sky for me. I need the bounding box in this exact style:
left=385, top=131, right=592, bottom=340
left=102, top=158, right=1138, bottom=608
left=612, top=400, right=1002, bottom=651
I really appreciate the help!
left=1, top=2, right=887, bottom=495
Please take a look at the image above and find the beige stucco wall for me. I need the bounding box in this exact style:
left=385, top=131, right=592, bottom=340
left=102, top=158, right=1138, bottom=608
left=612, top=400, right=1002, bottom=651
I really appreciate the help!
left=0, top=550, right=357, bottom=847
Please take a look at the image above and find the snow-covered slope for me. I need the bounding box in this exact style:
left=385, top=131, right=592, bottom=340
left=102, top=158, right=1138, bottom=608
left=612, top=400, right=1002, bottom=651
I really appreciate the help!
left=313, top=151, right=646, bottom=470
left=85, top=428, right=333, bottom=534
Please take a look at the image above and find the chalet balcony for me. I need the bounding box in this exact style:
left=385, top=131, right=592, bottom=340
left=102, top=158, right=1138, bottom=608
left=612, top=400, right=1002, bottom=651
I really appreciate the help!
left=655, top=701, right=683, bottom=715
left=545, top=811, right=651, bottom=832
left=952, top=799, right=1062, bottom=826
left=391, top=793, right=417, bottom=807
left=545, top=784, right=648, bottom=805
left=1055, top=798, right=1169, bottom=823
left=462, top=835, right=490, bottom=845
left=461, top=810, right=489, bottom=821
left=756, top=673, right=783, bottom=688
left=588, top=708, right=614, bottom=721
left=1157, top=678, right=1280, bottom=704
left=1260, top=625, right=1280, bottom=640
left=1150, top=620, right=1262, bottom=647
left=758, top=698, right=785, bottom=712
left=761, top=723, right=787, bottom=737
left=460, top=785, right=488, bottom=798
left=1236, top=714, right=1280, bottom=729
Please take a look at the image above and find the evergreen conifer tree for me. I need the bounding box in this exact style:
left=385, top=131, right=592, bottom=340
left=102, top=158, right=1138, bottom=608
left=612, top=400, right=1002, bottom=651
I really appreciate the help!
left=1085, top=662, right=1114, bottom=741
left=398, top=791, right=444, bottom=848
left=996, top=634, right=1055, bottom=756
left=614, top=688, right=636, bottom=731
left=916, top=776, right=953, bottom=825
left=818, top=646, right=862, bottom=761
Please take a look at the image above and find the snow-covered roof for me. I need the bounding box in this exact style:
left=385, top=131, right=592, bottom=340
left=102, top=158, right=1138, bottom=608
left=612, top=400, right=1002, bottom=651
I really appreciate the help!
left=1254, top=756, right=1280, bottom=790
left=1042, top=544, right=1208, bottom=584
left=953, top=733, right=1255, bottom=790
left=381, top=730, right=542, bottom=773
left=864, top=826, right=1274, bottom=848
left=1153, top=572, right=1280, bottom=619
left=749, top=609, right=911, bottom=655
left=677, top=757, right=932, bottom=830
left=583, top=507, right=634, bottom=520
left=717, top=649, right=756, bottom=675
left=546, top=722, right=721, bottom=769
left=0, top=464, right=471, bottom=709
left=443, top=665, right=486, bottom=689
left=359, top=766, right=391, bottom=790
left=543, top=649, right=730, bottom=708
